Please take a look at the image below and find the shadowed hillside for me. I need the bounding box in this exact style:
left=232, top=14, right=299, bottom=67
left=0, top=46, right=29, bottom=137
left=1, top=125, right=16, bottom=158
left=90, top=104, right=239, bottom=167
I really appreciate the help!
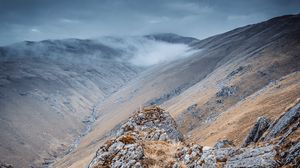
left=0, top=35, right=197, bottom=167
left=53, top=14, right=300, bottom=168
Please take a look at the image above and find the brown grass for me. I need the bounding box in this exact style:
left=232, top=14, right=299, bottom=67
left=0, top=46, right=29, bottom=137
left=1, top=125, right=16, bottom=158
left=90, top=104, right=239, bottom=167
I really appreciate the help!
left=142, top=141, right=183, bottom=168
left=118, top=135, right=136, bottom=144
left=190, top=72, right=300, bottom=146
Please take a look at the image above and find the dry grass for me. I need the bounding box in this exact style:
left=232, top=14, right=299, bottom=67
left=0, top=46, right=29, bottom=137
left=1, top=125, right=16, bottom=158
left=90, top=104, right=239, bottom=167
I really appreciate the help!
left=190, top=72, right=300, bottom=146
left=118, top=135, right=136, bottom=144
left=53, top=26, right=300, bottom=168
left=142, top=141, right=183, bottom=168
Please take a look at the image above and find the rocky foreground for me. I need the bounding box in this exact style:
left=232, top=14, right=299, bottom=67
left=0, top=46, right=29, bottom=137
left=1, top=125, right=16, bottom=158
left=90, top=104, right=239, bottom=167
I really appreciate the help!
left=88, top=103, right=300, bottom=168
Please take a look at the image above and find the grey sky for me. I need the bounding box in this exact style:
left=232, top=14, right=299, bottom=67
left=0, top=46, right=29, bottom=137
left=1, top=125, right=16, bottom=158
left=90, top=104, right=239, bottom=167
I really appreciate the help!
left=0, top=0, right=299, bottom=45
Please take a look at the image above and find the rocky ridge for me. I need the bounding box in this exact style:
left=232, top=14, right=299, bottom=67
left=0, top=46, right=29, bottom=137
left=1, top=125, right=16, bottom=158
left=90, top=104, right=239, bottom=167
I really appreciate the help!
left=88, top=103, right=299, bottom=168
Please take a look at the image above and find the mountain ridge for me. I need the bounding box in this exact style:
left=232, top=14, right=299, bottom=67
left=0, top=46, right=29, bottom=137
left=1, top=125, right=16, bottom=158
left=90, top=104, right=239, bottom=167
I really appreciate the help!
left=0, top=34, right=197, bottom=167
left=0, top=14, right=299, bottom=167
left=53, top=14, right=300, bottom=168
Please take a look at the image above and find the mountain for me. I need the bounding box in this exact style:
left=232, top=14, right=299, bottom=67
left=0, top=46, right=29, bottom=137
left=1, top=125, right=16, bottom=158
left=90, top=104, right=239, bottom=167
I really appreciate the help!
left=88, top=105, right=299, bottom=167
left=145, top=33, right=199, bottom=45
left=0, top=35, right=197, bottom=167
left=53, top=14, right=300, bottom=168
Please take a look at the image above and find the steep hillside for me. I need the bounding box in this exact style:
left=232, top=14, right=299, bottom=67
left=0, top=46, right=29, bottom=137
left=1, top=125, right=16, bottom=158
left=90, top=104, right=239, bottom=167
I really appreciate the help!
left=0, top=40, right=140, bottom=167
left=54, top=14, right=300, bottom=167
left=88, top=105, right=299, bottom=167
left=0, top=35, right=197, bottom=167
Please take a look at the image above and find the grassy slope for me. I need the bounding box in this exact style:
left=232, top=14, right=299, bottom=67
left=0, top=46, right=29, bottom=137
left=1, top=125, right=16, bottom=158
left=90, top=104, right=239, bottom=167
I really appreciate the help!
left=54, top=14, right=300, bottom=167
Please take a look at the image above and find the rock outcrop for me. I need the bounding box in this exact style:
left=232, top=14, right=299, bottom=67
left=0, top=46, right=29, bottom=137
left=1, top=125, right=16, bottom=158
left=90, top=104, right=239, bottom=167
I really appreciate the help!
left=214, top=139, right=235, bottom=149
left=263, top=101, right=300, bottom=141
left=88, top=104, right=300, bottom=168
left=242, top=116, right=270, bottom=147
left=216, top=86, right=238, bottom=97
left=0, top=163, right=13, bottom=168
left=88, top=106, right=183, bottom=168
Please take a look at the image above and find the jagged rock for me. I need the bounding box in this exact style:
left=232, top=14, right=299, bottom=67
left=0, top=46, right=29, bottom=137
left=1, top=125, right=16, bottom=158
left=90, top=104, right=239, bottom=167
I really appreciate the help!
left=88, top=133, right=144, bottom=168
left=159, top=133, right=168, bottom=141
left=176, top=144, right=203, bottom=165
left=224, top=145, right=279, bottom=168
left=197, top=153, right=218, bottom=168
left=194, top=147, right=239, bottom=168
left=278, top=120, right=300, bottom=145
left=282, top=141, right=300, bottom=166
left=0, top=163, right=13, bottom=168
left=175, top=145, right=279, bottom=168
left=88, top=106, right=183, bottom=168
left=242, top=116, right=270, bottom=147
left=118, top=106, right=183, bottom=142
left=88, top=106, right=296, bottom=168
left=216, top=86, right=238, bottom=97
left=214, top=139, right=235, bottom=149
left=264, top=102, right=300, bottom=141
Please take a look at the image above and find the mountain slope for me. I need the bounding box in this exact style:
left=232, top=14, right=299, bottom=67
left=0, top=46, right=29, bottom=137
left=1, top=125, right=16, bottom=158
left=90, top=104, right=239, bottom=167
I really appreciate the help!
left=0, top=41, right=140, bottom=167
left=0, top=35, right=196, bottom=167
left=88, top=105, right=299, bottom=167
left=54, top=14, right=300, bottom=167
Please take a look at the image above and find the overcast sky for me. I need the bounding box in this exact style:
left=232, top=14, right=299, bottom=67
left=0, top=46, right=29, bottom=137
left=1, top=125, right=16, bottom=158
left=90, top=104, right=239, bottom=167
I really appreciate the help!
left=0, top=0, right=299, bottom=45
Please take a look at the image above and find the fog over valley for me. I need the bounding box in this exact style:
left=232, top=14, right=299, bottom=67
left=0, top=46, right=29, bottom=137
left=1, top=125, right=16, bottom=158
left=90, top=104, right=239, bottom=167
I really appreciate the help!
left=0, top=1, right=299, bottom=168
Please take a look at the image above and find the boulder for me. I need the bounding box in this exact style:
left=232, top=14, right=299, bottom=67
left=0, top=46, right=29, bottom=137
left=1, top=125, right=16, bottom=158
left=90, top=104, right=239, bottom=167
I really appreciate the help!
left=264, top=102, right=300, bottom=141
left=214, top=139, right=235, bottom=149
left=242, top=116, right=270, bottom=147
left=283, top=141, right=300, bottom=166
left=88, top=106, right=297, bottom=168
left=224, top=146, right=278, bottom=168
left=216, top=86, right=238, bottom=97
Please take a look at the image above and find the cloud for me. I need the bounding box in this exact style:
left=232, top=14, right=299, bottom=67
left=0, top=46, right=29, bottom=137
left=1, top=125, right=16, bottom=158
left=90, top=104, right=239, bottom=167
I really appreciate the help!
left=148, top=16, right=170, bottom=24
left=97, top=36, right=199, bottom=66
left=166, top=2, right=213, bottom=14
left=129, top=41, right=198, bottom=66
left=30, top=28, right=40, bottom=33
left=59, top=18, right=80, bottom=24
left=0, top=0, right=299, bottom=45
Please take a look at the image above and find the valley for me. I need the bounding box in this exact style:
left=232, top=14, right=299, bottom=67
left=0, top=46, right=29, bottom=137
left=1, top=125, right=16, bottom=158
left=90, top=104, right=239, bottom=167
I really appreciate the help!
left=0, top=14, right=299, bottom=168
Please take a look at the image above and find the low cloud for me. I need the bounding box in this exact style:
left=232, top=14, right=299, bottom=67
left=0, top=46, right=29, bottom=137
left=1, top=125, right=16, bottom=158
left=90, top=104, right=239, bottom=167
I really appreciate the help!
left=129, top=41, right=197, bottom=66
left=30, top=28, right=40, bottom=33
left=97, top=36, right=199, bottom=66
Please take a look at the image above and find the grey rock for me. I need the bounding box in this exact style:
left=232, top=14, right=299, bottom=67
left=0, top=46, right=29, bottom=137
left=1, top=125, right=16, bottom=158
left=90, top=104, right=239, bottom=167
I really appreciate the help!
left=172, top=162, right=180, bottom=168
left=214, top=147, right=238, bottom=162
left=224, top=146, right=278, bottom=168
left=89, top=105, right=297, bottom=168
left=0, top=163, right=13, bottom=168
left=242, top=116, right=270, bottom=147
left=214, top=139, right=235, bottom=149
left=284, top=141, right=300, bottom=165
left=159, top=133, right=168, bottom=141
left=202, top=154, right=217, bottom=168
left=216, top=86, right=238, bottom=97
left=278, top=120, right=299, bottom=145
left=132, top=162, right=143, bottom=168
left=109, top=141, right=125, bottom=154
left=264, top=102, right=300, bottom=141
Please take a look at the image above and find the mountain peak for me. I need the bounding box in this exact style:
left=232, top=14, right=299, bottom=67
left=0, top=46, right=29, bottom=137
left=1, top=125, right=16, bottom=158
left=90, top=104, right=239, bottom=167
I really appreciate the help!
left=145, top=33, right=199, bottom=45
